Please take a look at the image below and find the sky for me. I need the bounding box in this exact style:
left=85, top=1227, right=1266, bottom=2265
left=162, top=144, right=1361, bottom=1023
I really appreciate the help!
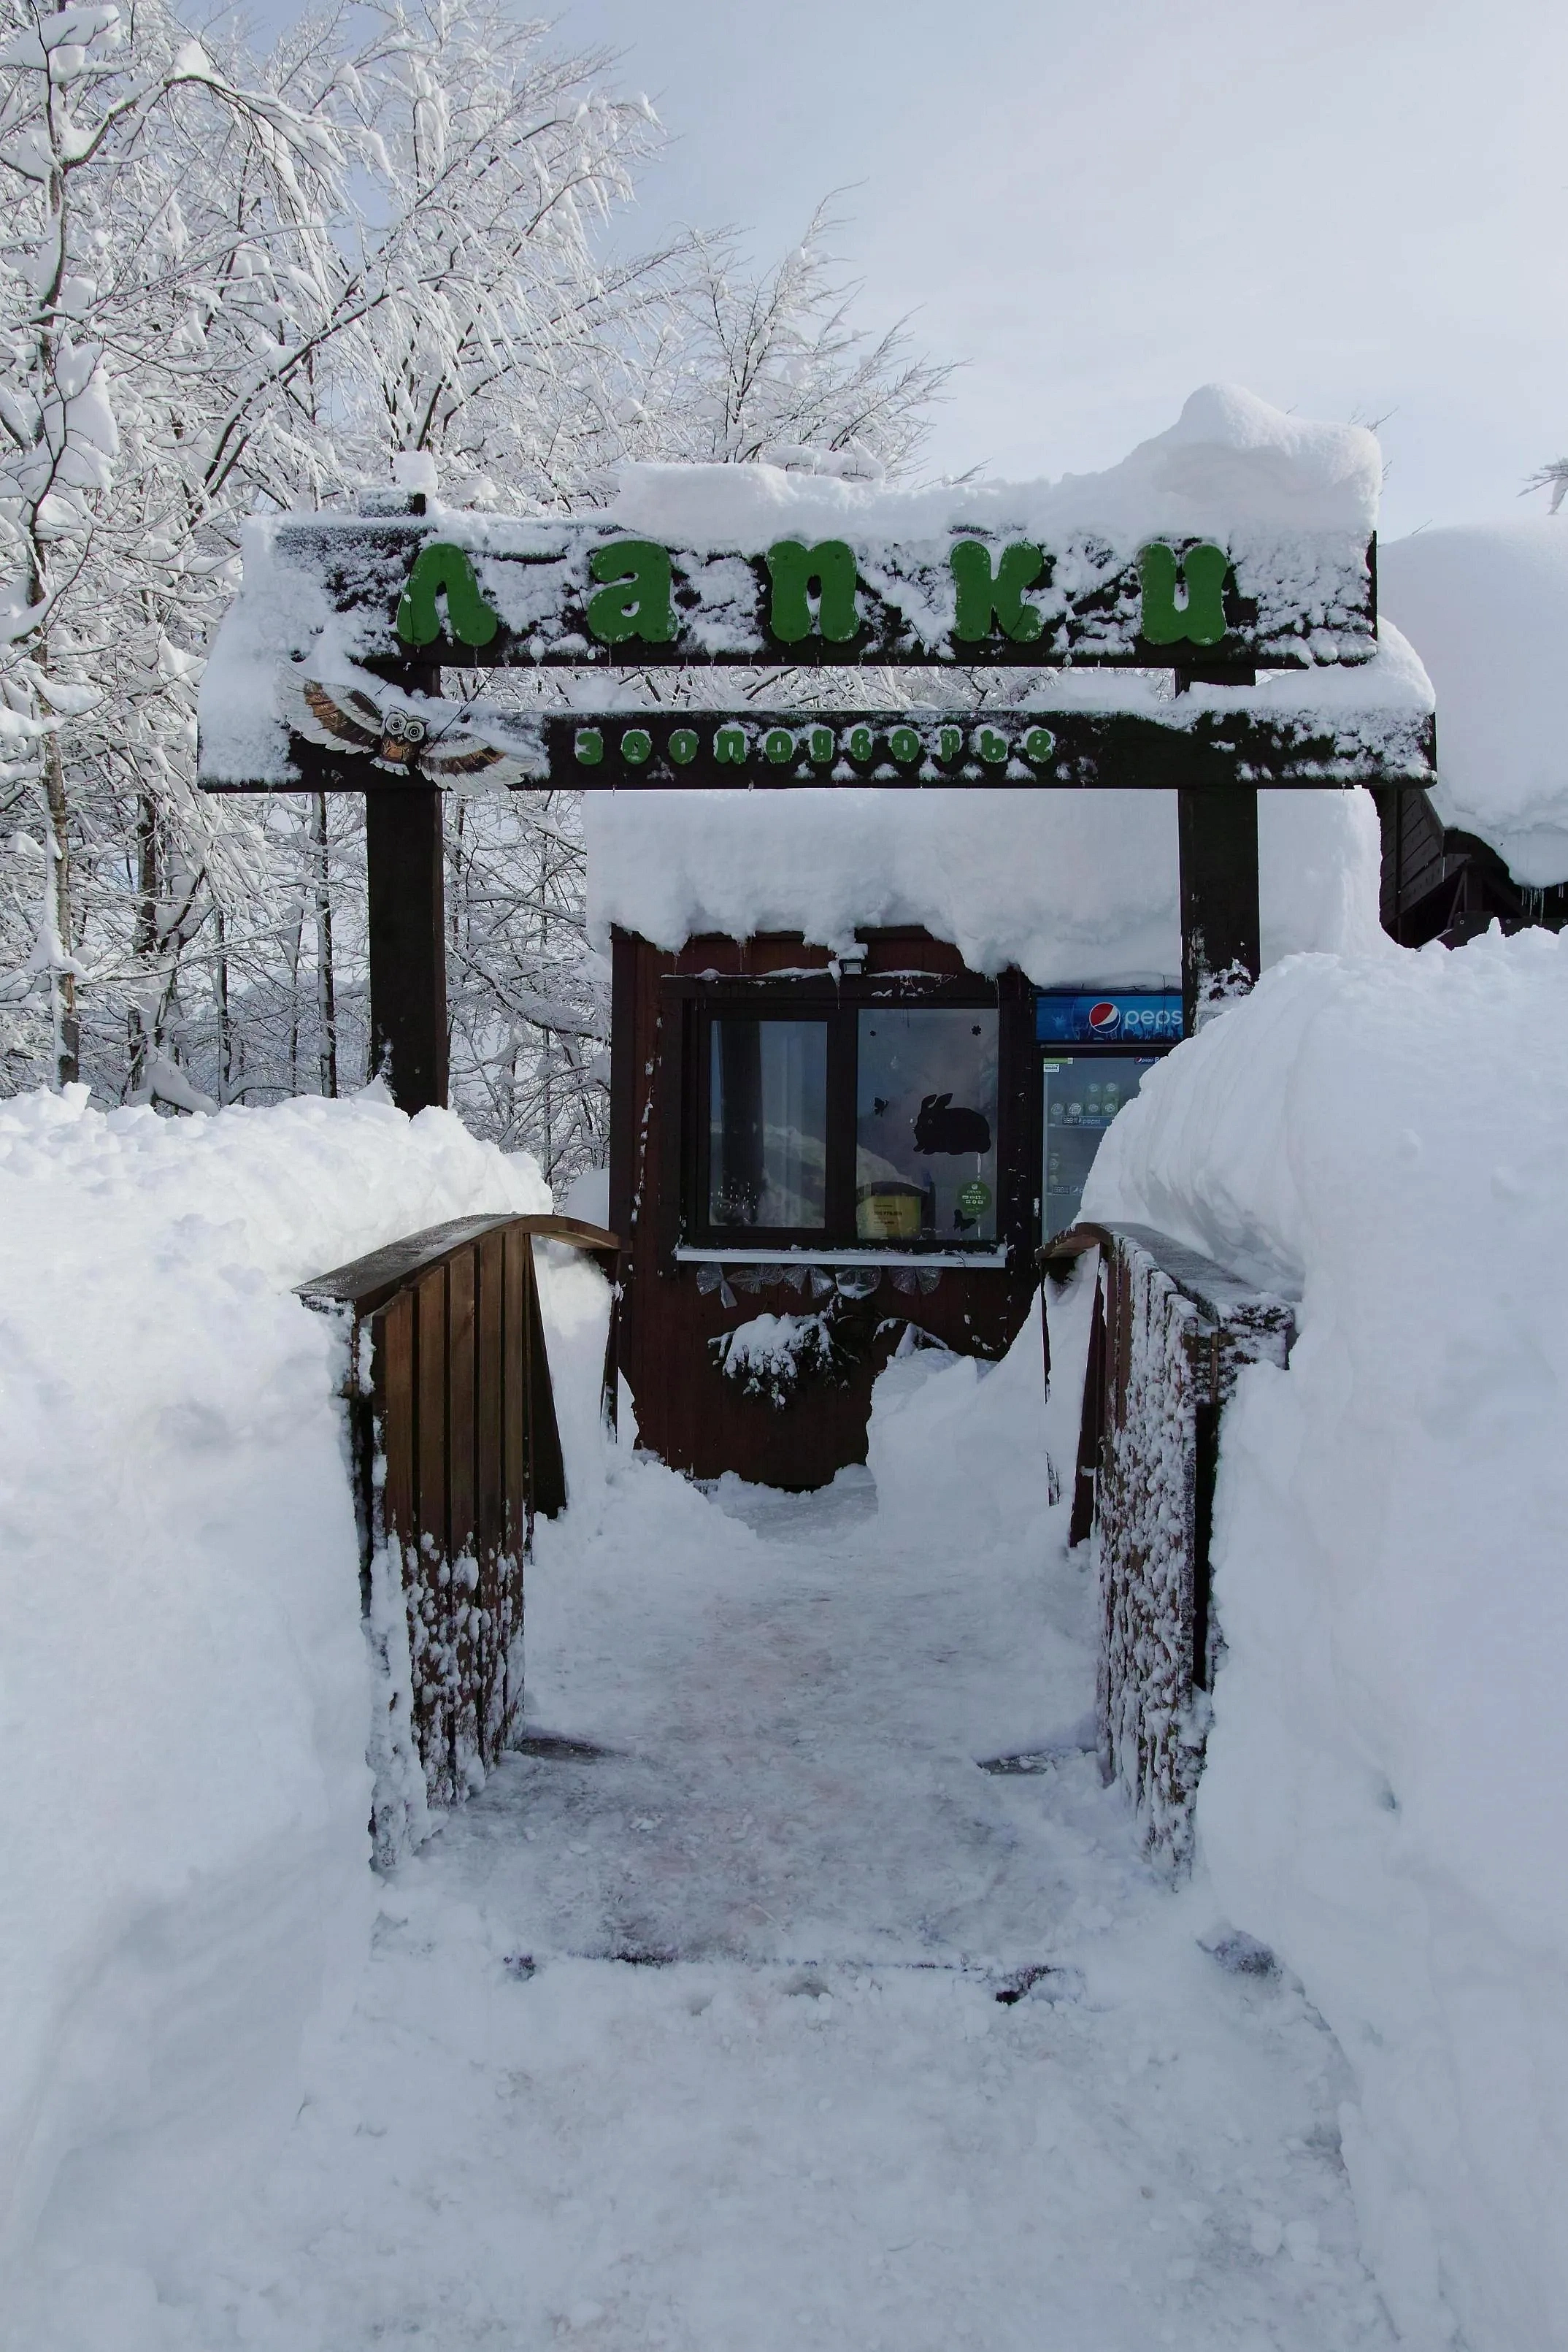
left=257, top=0, right=1568, bottom=539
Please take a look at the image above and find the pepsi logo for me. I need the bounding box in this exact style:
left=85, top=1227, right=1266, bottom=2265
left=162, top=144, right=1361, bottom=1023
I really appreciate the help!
left=1087, top=1000, right=1121, bottom=1035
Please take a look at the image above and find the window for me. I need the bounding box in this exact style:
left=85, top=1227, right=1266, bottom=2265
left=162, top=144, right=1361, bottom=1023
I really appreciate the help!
left=856, top=1008, right=999, bottom=1242
left=691, top=987, right=1007, bottom=1252
left=707, top=1017, right=828, bottom=1230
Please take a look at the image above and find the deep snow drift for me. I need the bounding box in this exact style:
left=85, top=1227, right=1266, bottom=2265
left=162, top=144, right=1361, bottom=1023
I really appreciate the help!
left=0, top=1087, right=552, bottom=2280
left=9, top=1267, right=1399, bottom=2352
left=5, top=916, right=1565, bottom=2350
left=1085, top=925, right=1568, bottom=2351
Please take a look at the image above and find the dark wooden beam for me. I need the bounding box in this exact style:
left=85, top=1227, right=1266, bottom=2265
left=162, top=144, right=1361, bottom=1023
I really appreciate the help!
left=366, top=785, right=448, bottom=1112
left=1178, top=786, right=1260, bottom=1035
left=201, top=703, right=1437, bottom=799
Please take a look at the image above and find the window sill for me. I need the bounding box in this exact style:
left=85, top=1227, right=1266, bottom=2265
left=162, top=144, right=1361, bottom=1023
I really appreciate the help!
left=674, top=1244, right=1009, bottom=1271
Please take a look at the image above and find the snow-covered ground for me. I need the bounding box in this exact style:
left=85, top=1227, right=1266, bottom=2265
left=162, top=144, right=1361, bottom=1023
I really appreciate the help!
left=7, top=914, right=1565, bottom=2351
left=10, top=1249, right=1392, bottom=2351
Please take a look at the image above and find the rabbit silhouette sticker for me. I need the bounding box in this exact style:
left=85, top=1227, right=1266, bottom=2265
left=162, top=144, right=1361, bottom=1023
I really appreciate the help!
left=913, top=1093, right=992, bottom=1155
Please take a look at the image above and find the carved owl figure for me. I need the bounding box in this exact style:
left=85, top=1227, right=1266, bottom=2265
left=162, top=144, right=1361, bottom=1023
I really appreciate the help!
left=284, top=673, right=536, bottom=788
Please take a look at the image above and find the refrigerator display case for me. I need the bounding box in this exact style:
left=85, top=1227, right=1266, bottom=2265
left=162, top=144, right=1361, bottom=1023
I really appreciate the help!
left=1036, top=992, right=1183, bottom=1241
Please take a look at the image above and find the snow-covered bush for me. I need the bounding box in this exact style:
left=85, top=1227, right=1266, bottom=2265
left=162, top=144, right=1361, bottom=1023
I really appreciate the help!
left=711, top=1308, right=848, bottom=1407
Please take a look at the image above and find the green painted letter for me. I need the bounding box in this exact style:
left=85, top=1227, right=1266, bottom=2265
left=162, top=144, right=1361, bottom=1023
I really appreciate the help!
left=950, top=540, right=1045, bottom=643
left=586, top=540, right=677, bottom=646
left=714, top=726, right=747, bottom=765
left=1138, top=542, right=1229, bottom=648
left=765, top=540, right=861, bottom=644
left=396, top=543, right=500, bottom=649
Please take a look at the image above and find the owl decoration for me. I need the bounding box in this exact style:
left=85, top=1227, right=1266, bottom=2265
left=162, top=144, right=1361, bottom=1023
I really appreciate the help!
left=283, top=672, right=537, bottom=789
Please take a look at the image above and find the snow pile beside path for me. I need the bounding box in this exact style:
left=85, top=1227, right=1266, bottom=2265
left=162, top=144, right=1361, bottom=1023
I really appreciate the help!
left=0, top=1087, right=547, bottom=2288
left=588, top=784, right=1386, bottom=983
left=1083, top=930, right=1568, bottom=2351
left=1381, top=521, right=1568, bottom=886
left=867, top=1295, right=1062, bottom=1558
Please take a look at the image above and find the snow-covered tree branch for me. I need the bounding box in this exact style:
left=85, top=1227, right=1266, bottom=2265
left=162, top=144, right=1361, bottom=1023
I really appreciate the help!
left=0, top=0, right=948, bottom=1173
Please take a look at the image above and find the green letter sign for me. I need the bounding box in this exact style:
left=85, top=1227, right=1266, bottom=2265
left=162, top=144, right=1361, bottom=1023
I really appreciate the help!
left=585, top=540, right=677, bottom=646
left=950, top=540, right=1045, bottom=643
left=396, top=543, right=500, bottom=649
left=1138, top=542, right=1229, bottom=648
left=765, top=540, right=860, bottom=644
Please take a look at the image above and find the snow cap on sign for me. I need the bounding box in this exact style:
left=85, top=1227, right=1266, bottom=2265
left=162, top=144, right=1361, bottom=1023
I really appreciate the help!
left=604, top=383, right=1382, bottom=549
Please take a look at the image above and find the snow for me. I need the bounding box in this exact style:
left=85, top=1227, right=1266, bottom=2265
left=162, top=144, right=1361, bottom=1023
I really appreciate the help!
left=0, top=1084, right=550, bottom=2286
left=7, top=1265, right=1399, bottom=2351
left=604, top=383, right=1381, bottom=545
left=1083, top=925, right=1568, bottom=2350
left=1380, top=520, right=1568, bottom=885
left=588, top=781, right=1391, bottom=981
left=6, top=924, right=1561, bottom=2352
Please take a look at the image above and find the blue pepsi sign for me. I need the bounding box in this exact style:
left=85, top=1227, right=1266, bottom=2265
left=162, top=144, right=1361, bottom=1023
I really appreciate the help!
left=1035, top=992, right=1183, bottom=1045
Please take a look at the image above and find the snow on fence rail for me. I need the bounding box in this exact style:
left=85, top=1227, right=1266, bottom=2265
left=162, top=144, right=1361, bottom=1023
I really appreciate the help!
left=299, top=1214, right=618, bottom=1844
left=1042, top=1224, right=1294, bottom=1872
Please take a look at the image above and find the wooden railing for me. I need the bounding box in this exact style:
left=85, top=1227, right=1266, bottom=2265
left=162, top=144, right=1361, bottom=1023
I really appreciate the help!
left=299, top=1214, right=617, bottom=1830
left=1040, top=1223, right=1294, bottom=1873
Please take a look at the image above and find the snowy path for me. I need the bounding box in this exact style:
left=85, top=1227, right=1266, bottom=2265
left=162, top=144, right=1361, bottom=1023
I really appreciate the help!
left=103, top=1427, right=1399, bottom=2352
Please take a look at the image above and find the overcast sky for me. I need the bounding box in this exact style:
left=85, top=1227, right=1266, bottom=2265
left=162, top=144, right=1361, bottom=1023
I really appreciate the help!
left=259, top=0, right=1568, bottom=537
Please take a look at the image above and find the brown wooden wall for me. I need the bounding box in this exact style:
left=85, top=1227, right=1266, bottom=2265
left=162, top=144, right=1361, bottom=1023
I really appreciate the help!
left=610, top=926, right=1040, bottom=1490
left=299, top=1214, right=615, bottom=1819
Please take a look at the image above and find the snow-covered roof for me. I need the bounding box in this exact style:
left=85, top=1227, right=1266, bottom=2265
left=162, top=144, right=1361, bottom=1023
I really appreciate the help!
left=585, top=778, right=1391, bottom=985
left=584, top=621, right=1429, bottom=978
left=1380, top=521, right=1568, bottom=887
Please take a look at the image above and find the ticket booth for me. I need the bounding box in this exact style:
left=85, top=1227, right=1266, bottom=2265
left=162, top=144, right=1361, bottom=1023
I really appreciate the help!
left=609, top=923, right=1042, bottom=1488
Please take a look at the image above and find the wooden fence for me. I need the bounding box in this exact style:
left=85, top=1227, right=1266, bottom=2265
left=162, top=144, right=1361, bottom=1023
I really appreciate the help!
left=1041, top=1224, right=1294, bottom=1872
left=299, top=1213, right=618, bottom=1832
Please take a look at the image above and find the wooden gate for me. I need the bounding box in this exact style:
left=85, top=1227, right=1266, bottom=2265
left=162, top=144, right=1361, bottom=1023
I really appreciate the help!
left=300, top=1213, right=617, bottom=1822
left=1042, top=1223, right=1294, bottom=1872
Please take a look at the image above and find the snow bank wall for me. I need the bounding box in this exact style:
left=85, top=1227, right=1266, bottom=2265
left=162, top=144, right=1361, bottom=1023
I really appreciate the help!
left=1082, top=931, right=1568, bottom=2351
left=0, top=1088, right=547, bottom=2283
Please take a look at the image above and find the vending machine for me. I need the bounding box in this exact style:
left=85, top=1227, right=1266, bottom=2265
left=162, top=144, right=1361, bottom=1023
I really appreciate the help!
left=1036, top=992, right=1183, bottom=1241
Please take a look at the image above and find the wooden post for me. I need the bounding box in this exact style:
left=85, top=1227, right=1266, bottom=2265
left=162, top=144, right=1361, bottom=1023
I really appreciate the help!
left=1177, top=786, right=1259, bottom=1035
left=366, top=786, right=449, bottom=1111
